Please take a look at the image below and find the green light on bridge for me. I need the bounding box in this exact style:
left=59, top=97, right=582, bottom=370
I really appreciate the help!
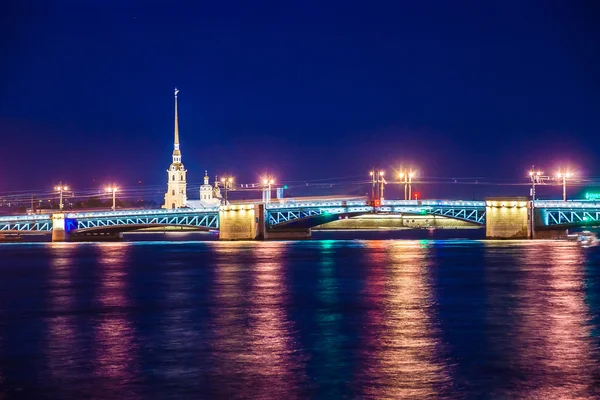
left=583, top=216, right=589, bottom=222
left=585, top=192, right=600, bottom=200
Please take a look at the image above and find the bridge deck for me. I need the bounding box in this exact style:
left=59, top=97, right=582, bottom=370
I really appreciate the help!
left=2, top=200, right=600, bottom=233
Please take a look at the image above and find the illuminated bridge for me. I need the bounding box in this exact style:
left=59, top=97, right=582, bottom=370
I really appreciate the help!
left=1, top=199, right=600, bottom=240
left=265, top=199, right=486, bottom=228
left=536, top=201, right=600, bottom=228
left=0, top=200, right=485, bottom=234
left=0, top=208, right=220, bottom=236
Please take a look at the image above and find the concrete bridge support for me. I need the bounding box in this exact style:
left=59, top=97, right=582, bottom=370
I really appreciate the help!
left=51, top=214, right=70, bottom=242
left=218, top=204, right=311, bottom=240
left=218, top=204, right=259, bottom=240
left=485, top=197, right=530, bottom=239
left=485, top=197, right=567, bottom=239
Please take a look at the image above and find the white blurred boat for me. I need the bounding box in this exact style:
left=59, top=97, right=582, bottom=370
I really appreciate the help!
left=567, top=231, right=598, bottom=246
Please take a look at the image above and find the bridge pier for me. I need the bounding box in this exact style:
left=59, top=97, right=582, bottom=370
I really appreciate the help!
left=485, top=197, right=530, bottom=239
left=51, top=214, right=70, bottom=242
left=218, top=204, right=259, bottom=240
left=218, top=204, right=311, bottom=240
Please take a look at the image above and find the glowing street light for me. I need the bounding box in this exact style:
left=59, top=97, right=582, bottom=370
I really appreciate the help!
left=528, top=168, right=544, bottom=201
left=398, top=169, right=416, bottom=200
left=105, top=185, right=118, bottom=211
left=527, top=166, right=551, bottom=239
left=54, top=182, right=69, bottom=211
left=262, top=176, right=275, bottom=203
left=369, top=167, right=385, bottom=202
left=220, top=175, right=235, bottom=203
left=555, top=168, right=574, bottom=201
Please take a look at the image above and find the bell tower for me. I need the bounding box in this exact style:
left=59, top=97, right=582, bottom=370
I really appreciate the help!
left=163, top=88, right=187, bottom=209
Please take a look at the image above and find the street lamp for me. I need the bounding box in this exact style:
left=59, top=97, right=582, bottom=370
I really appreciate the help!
left=369, top=167, right=385, bottom=202
left=105, top=185, right=118, bottom=211
left=528, top=167, right=550, bottom=239
left=262, top=176, right=275, bottom=204
left=220, top=176, right=235, bottom=203
left=54, top=182, right=69, bottom=211
left=379, top=170, right=385, bottom=200
left=555, top=169, right=573, bottom=201
left=398, top=170, right=416, bottom=200
left=528, top=169, right=544, bottom=201
left=369, top=169, right=375, bottom=200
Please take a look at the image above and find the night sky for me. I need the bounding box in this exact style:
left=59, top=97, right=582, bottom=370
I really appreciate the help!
left=1, top=1, right=599, bottom=197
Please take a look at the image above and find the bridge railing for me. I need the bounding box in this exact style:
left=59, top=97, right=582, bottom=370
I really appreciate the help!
left=534, top=200, right=600, bottom=208
left=383, top=200, right=486, bottom=207
left=266, top=199, right=487, bottom=209
left=66, top=207, right=220, bottom=219
left=0, top=214, right=52, bottom=222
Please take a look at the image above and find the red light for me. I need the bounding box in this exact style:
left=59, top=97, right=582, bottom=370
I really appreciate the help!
left=374, top=199, right=381, bottom=206
left=414, top=192, right=420, bottom=200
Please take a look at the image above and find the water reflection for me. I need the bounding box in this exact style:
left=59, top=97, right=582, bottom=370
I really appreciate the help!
left=0, top=323, right=4, bottom=398
left=157, top=246, right=206, bottom=386
left=511, top=242, right=599, bottom=398
left=312, top=240, right=346, bottom=396
left=1, top=239, right=600, bottom=398
left=93, top=243, right=140, bottom=398
left=358, top=241, right=451, bottom=398
left=45, top=244, right=83, bottom=392
left=246, top=243, right=303, bottom=398
left=208, top=242, right=304, bottom=398
left=208, top=243, right=252, bottom=396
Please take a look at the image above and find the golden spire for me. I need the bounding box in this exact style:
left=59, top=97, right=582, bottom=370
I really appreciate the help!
left=174, top=88, right=180, bottom=151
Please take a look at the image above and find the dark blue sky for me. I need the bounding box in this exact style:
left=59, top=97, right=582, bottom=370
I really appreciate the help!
left=1, top=0, right=599, bottom=195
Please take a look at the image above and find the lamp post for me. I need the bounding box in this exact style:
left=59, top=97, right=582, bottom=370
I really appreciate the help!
left=105, top=185, right=118, bottom=211
left=555, top=169, right=573, bottom=201
left=220, top=176, right=235, bottom=203
left=398, top=170, right=416, bottom=200
left=528, top=167, right=549, bottom=239
left=54, top=182, right=69, bottom=211
left=369, top=169, right=375, bottom=201
left=528, top=169, right=543, bottom=202
left=262, top=177, right=275, bottom=204
left=369, top=168, right=385, bottom=202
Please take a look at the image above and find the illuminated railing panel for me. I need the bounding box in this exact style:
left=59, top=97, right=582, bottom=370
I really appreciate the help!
left=0, top=219, right=52, bottom=232
left=76, top=212, right=219, bottom=230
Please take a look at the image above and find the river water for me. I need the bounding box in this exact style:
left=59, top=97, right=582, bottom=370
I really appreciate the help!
left=0, top=232, right=599, bottom=399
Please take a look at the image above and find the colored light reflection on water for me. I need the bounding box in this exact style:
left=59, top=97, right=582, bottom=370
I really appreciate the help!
left=0, top=239, right=599, bottom=398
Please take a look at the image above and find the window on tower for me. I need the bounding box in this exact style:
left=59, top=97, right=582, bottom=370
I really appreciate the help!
left=172, top=190, right=175, bottom=195
left=172, top=175, right=175, bottom=181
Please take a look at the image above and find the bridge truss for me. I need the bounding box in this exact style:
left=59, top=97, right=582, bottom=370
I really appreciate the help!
left=0, top=215, right=53, bottom=232
left=73, top=211, right=219, bottom=231
left=266, top=200, right=487, bottom=227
